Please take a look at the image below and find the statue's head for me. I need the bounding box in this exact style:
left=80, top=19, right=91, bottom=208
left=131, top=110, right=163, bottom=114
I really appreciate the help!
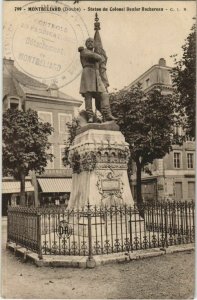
left=85, top=38, right=94, bottom=50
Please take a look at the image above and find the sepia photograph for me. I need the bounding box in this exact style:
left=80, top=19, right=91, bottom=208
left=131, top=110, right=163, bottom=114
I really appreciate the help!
left=1, top=0, right=196, bottom=298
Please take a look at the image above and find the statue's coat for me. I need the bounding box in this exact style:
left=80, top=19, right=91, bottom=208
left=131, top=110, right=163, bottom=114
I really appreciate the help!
left=79, top=49, right=106, bottom=95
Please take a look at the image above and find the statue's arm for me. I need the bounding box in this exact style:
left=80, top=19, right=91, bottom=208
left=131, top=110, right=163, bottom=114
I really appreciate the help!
left=82, top=50, right=102, bottom=62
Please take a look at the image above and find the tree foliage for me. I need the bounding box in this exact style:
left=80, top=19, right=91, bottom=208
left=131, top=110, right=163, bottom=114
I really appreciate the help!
left=3, top=109, right=54, bottom=205
left=62, top=117, right=80, bottom=168
left=171, top=22, right=196, bottom=137
left=110, top=84, right=181, bottom=205
left=62, top=111, right=101, bottom=168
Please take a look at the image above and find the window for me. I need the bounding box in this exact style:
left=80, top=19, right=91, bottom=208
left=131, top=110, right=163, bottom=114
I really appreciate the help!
left=45, top=146, right=54, bottom=169
left=174, top=152, right=181, bottom=168
left=174, top=126, right=183, bottom=136
left=59, top=113, right=72, bottom=134
left=187, top=153, right=194, bottom=169
left=145, top=78, right=150, bottom=87
left=38, top=111, right=53, bottom=125
left=10, top=102, right=19, bottom=110
left=174, top=126, right=179, bottom=135
left=175, top=182, right=183, bottom=200
left=188, top=182, right=195, bottom=199
left=9, top=98, right=21, bottom=110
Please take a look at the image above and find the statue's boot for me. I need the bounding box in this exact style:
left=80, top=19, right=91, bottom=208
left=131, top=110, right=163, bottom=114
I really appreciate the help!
left=102, top=108, right=117, bottom=122
left=85, top=96, right=94, bottom=123
left=100, top=93, right=117, bottom=122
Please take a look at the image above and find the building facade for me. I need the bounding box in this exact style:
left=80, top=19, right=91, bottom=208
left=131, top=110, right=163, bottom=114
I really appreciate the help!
left=129, top=58, right=195, bottom=202
left=2, top=58, right=82, bottom=214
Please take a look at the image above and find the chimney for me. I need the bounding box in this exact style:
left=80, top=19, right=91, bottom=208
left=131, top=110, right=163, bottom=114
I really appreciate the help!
left=47, top=83, right=59, bottom=98
left=3, top=57, right=14, bottom=74
left=158, top=58, right=166, bottom=67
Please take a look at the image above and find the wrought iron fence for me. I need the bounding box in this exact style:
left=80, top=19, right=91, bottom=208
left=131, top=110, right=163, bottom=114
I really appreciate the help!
left=7, top=207, right=41, bottom=256
left=7, top=201, right=195, bottom=259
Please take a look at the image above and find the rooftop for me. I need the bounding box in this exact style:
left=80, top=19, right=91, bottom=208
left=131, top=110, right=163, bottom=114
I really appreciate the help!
left=126, top=58, right=172, bottom=90
left=3, top=58, right=82, bottom=105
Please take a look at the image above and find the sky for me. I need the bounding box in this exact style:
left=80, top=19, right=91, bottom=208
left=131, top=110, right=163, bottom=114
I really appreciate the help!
left=3, top=1, right=196, bottom=102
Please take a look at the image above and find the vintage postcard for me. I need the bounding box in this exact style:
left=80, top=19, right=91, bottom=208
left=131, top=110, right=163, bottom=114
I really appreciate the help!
left=2, top=0, right=196, bottom=299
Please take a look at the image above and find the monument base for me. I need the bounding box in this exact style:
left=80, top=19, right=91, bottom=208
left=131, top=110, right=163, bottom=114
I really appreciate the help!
left=68, top=123, right=134, bottom=209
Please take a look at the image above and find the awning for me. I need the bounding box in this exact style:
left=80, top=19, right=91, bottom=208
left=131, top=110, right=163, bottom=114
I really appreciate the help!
left=2, top=181, right=34, bottom=194
left=38, top=178, right=72, bottom=193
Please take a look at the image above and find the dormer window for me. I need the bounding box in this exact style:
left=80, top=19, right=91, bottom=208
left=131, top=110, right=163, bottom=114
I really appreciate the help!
left=9, top=97, right=21, bottom=110
left=146, top=78, right=150, bottom=87
left=10, top=101, right=19, bottom=110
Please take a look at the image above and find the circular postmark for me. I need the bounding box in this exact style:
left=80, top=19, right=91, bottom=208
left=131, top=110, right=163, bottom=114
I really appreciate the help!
left=4, top=1, right=89, bottom=89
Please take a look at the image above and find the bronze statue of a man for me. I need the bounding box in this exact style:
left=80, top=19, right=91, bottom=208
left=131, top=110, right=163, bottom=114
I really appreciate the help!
left=79, top=37, right=116, bottom=123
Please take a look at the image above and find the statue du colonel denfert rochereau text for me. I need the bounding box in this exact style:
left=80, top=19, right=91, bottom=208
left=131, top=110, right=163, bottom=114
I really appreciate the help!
left=78, top=13, right=116, bottom=123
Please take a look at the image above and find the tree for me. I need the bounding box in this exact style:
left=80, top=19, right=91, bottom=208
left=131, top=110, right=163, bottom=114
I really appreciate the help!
left=62, top=117, right=80, bottom=168
left=110, top=84, right=181, bottom=207
left=3, top=109, right=54, bottom=206
left=171, top=22, right=196, bottom=137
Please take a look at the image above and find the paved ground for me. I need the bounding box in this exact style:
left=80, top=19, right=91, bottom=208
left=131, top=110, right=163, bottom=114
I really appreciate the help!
left=1, top=219, right=195, bottom=299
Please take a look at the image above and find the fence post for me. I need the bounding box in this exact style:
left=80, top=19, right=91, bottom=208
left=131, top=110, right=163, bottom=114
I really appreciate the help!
left=191, top=201, right=195, bottom=242
left=164, top=203, right=168, bottom=248
left=86, top=201, right=96, bottom=268
left=6, top=209, right=10, bottom=249
left=37, top=212, right=43, bottom=260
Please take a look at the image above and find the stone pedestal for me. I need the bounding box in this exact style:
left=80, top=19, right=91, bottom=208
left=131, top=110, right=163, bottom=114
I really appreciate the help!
left=68, top=122, right=134, bottom=209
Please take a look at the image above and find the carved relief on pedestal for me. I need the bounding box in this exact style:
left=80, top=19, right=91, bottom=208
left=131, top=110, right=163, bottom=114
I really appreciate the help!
left=96, top=168, right=124, bottom=205
left=69, top=146, right=130, bottom=173
left=68, top=129, right=134, bottom=207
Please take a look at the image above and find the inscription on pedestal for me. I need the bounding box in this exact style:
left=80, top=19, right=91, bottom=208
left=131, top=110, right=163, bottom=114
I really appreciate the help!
left=101, top=179, right=120, bottom=191
left=96, top=170, right=124, bottom=205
